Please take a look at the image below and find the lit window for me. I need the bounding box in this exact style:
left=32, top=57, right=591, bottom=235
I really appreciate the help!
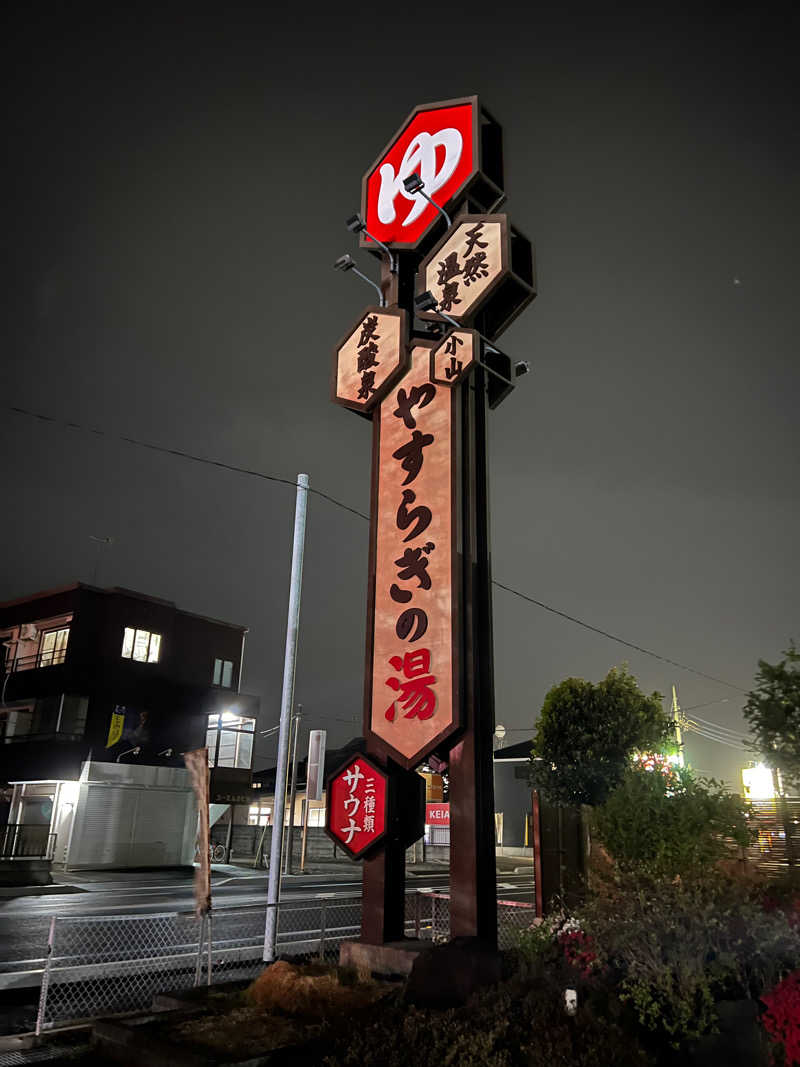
left=252, top=782, right=262, bottom=789
left=213, top=658, right=234, bottom=688
left=122, top=628, right=162, bottom=663
left=39, top=628, right=70, bottom=667
left=248, top=803, right=271, bottom=827
left=206, top=712, right=255, bottom=769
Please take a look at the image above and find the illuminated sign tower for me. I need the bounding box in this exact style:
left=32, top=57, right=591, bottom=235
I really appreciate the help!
left=328, top=97, right=536, bottom=951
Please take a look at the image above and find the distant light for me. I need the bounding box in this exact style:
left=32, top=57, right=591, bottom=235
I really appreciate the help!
left=733, top=277, right=742, bottom=286
left=742, top=763, right=775, bottom=800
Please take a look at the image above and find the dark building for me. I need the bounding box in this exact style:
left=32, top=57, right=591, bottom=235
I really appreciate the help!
left=0, top=582, right=256, bottom=781
left=0, top=584, right=258, bottom=870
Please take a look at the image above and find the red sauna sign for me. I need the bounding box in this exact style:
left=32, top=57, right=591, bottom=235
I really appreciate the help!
left=362, top=100, right=476, bottom=249
left=326, top=755, right=387, bottom=859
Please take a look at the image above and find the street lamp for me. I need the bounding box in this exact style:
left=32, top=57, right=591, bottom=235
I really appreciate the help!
left=402, top=173, right=452, bottom=229
left=333, top=255, right=385, bottom=307
left=346, top=213, right=397, bottom=273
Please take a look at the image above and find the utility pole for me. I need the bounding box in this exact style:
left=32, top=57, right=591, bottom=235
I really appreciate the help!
left=263, top=474, right=309, bottom=962
left=671, top=684, right=685, bottom=767
left=284, top=706, right=302, bottom=874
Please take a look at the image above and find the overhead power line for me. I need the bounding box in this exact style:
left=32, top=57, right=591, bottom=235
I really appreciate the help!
left=689, top=713, right=748, bottom=739
left=684, top=720, right=750, bottom=751
left=7, top=404, right=370, bottom=521
left=491, top=579, right=749, bottom=694
left=6, top=402, right=750, bottom=696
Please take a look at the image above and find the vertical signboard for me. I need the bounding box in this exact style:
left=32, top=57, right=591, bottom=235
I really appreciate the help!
left=368, top=344, right=459, bottom=768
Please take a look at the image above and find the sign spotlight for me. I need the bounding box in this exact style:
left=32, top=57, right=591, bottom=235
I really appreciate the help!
left=333, top=254, right=386, bottom=307
left=346, top=213, right=397, bottom=273
left=402, top=173, right=452, bottom=229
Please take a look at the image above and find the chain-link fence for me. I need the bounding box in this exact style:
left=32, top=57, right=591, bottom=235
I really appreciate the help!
left=36, top=910, right=202, bottom=1033
left=36, top=889, right=535, bottom=1032
left=409, top=892, right=536, bottom=949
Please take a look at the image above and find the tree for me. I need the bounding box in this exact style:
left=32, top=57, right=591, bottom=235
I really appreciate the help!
left=743, top=642, right=800, bottom=785
left=528, top=665, right=672, bottom=806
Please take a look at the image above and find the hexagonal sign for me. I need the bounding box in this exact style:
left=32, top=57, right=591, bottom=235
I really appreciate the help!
left=332, top=306, right=408, bottom=415
left=325, top=754, right=388, bottom=859
left=418, top=215, right=536, bottom=340
left=420, top=215, right=506, bottom=321
left=430, top=328, right=478, bottom=387
left=360, top=96, right=504, bottom=252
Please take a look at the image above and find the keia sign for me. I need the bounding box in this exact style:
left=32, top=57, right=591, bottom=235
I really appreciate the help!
left=333, top=96, right=536, bottom=952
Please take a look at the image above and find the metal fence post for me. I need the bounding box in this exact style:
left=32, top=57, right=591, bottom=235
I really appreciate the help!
left=414, top=890, right=421, bottom=939
left=35, top=916, right=56, bottom=1035
left=318, top=902, right=326, bottom=961
left=194, top=913, right=206, bottom=987
left=206, top=912, right=213, bottom=986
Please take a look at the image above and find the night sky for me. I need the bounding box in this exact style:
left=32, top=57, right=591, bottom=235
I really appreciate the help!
left=2, top=7, right=797, bottom=788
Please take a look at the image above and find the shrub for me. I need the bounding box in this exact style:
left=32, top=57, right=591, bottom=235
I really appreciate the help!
left=323, top=978, right=650, bottom=1067
left=593, top=764, right=753, bottom=883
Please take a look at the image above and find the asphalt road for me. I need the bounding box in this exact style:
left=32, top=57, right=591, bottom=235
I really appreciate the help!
left=0, top=865, right=535, bottom=982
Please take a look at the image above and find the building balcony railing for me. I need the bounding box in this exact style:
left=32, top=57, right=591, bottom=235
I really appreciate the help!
left=0, top=824, right=56, bottom=860
left=4, top=650, right=67, bottom=672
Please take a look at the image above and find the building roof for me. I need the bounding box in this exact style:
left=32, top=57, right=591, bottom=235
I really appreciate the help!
left=494, top=738, right=533, bottom=761
left=0, top=583, right=249, bottom=632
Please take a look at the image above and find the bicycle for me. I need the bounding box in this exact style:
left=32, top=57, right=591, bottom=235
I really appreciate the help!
left=195, top=842, right=227, bottom=863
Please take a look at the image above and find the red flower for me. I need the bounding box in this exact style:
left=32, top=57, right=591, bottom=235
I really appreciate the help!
left=762, top=970, right=800, bottom=1065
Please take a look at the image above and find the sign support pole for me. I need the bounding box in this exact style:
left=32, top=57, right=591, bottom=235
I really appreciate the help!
left=449, top=366, right=498, bottom=943
left=263, top=473, right=309, bottom=962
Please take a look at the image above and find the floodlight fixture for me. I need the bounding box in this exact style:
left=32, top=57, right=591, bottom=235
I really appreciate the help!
left=333, top=254, right=385, bottom=306
left=514, top=361, right=531, bottom=377
left=345, top=212, right=397, bottom=273
left=414, top=290, right=439, bottom=313
left=116, top=745, right=141, bottom=763
left=402, top=173, right=452, bottom=229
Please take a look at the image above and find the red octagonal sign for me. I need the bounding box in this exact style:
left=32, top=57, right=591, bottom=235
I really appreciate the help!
left=362, top=98, right=482, bottom=251
left=325, top=755, right=387, bottom=859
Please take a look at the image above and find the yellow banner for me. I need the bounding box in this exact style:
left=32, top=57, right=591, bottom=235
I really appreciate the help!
left=106, top=711, right=125, bottom=748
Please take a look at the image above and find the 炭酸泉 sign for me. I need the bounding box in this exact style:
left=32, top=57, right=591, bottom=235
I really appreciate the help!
left=333, top=307, right=408, bottom=414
